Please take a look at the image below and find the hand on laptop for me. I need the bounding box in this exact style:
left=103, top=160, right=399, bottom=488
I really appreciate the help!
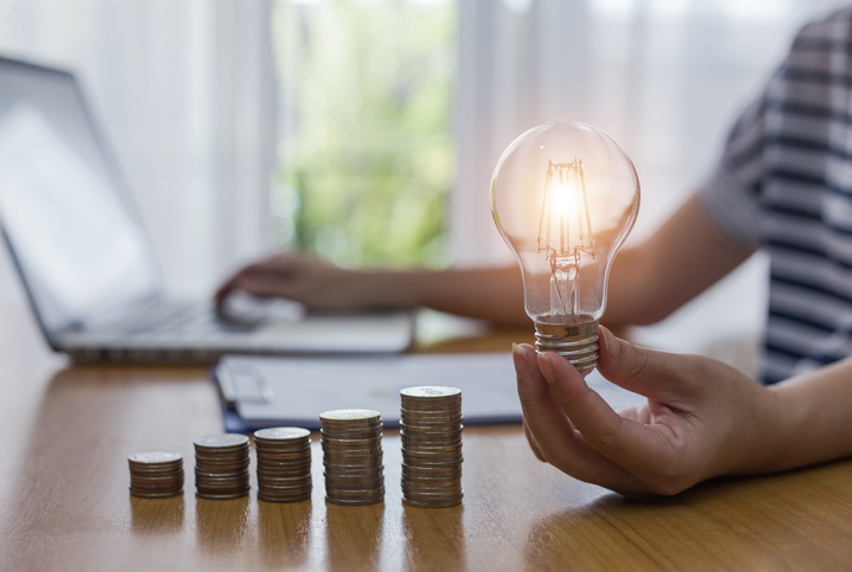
left=215, top=254, right=379, bottom=312
left=215, top=253, right=529, bottom=325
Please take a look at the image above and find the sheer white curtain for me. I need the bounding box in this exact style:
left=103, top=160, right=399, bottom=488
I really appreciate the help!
left=454, top=0, right=851, bottom=364
left=0, top=0, right=276, bottom=301
left=454, top=0, right=852, bottom=263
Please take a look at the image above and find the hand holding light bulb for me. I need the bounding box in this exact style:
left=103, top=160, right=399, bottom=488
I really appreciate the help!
left=491, top=122, right=640, bottom=374
left=512, top=330, right=784, bottom=496
left=500, top=125, right=852, bottom=496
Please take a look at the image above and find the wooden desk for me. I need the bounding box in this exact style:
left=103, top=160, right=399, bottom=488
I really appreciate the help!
left=2, top=307, right=852, bottom=571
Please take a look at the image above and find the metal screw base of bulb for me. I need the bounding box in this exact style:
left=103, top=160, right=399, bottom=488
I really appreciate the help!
left=534, top=321, right=599, bottom=376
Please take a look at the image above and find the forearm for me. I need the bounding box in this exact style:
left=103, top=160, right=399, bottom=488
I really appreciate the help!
left=356, top=194, right=752, bottom=328
left=604, top=194, right=755, bottom=327
left=357, top=266, right=529, bottom=327
left=764, top=358, right=852, bottom=472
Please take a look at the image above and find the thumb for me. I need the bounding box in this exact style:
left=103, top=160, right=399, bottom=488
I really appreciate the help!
left=597, top=326, right=695, bottom=399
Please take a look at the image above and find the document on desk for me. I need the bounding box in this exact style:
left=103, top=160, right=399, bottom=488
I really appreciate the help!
left=214, top=353, right=645, bottom=432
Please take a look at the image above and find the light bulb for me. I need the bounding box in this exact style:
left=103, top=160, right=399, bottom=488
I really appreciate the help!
left=491, top=122, right=640, bottom=374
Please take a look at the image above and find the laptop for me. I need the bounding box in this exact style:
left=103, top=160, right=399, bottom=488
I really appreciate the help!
left=0, top=56, right=414, bottom=362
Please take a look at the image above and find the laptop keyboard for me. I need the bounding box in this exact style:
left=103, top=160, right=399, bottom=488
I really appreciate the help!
left=122, top=304, right=257, bottom=338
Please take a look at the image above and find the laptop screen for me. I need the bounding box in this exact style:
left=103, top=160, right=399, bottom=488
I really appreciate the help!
left=0, top=58, right=161, bottom=336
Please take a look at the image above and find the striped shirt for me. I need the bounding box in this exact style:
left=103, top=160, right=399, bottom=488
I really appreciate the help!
left=699, top=8, right=852, bottom=385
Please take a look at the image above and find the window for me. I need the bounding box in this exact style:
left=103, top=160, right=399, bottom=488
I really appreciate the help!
left=272, top=0, right=456, bottom=269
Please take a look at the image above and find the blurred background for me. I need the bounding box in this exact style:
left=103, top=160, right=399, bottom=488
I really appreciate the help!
left=0, top=0, right=849, bottom=370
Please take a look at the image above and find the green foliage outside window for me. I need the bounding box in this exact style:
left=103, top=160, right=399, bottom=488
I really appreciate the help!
left=272, top=0, right=456, bottom=269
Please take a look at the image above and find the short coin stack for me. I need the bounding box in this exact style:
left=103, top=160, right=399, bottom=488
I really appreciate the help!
left=128, top=451, right=184, bottom=498
left=320, top=409, right=384, bottom=506
left=194, top=433, right=251, bottom=500
left=400, top=386, right=463, bottom=508
left=254, top=427, right=313, bottom=503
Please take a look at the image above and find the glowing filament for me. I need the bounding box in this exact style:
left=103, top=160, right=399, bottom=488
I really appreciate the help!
left=537, top=158, right=594, bottom=270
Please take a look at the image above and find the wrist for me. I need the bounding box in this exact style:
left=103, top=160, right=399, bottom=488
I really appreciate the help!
left=752, top=382, right=804, bottom=474
left=713, top=381, right=790, bottom=478
left=743, top=358, right=852, bottom=474
left=352, top=269, right=423, bottom=309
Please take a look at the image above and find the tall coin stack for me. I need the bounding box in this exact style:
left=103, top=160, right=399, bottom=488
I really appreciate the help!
left=254, top=427, right=313, bottom=503
left=320, top=409, right=384, bottom=506
left=400, top=386, right=463, bottom=508
left=194, top=434, right=251, bottom=500
left=128, top=451, right=184, bottom=498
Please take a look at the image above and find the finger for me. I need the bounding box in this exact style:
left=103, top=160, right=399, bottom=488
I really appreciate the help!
left=513, top=344, right=648, bottom=494
left=616, top=404, right=651, bottom=424
left=227, top=275, right=292, bottom=299
left=214, top=281, right=236, bottom=305
left=214, top=264, right=272, bottom=304
left=215, top=254, right=312, bottom=306
left=597, top=327, right=696, bottom=403
left=215, top=272, right=266, bottom=304
left=538, top=351, right=677, bottom=478
left=522, top=418, right=545, bottom=462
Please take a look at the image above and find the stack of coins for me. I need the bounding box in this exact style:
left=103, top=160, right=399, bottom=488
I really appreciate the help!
left=254, top=427, right=313, bottom=503
left=320, top=409, right=384, bottom=506
left=128, top=451, right=184, bottom=498
left=194, top=434, right=251, bottom=500
left=400, top=386, right=463, bottom=508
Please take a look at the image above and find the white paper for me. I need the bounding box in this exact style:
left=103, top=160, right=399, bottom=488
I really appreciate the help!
left=218, top=352, right=645, bottom=430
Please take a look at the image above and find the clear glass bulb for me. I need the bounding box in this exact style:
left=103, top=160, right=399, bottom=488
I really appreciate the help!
left=491, top=122, right=640, bottom=374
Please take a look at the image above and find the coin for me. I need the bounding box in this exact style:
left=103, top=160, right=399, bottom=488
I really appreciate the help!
left=400, top=422, right=463, bottom=435
left=258, top=452, right=311, bottom=461
left=257, top=472, right=312, bottom=484
left=320, top=409, right=381, bottom=422
left=401, top=470, right=462, bottom=482
left=323, top=472, right=385, bottom=484
left=401, top=404, right=462, bottom=414
left=399, top=386, right=464, bottom=508
left=195, top=469, right=250, bottom=480
left=193, top=433, right=251, bottom=500
left=400, top=431, right=463, bottom=444
left=254, top=426, right=311, bottom=441
left=253, top=426, right=313, bottom=503
left=194, top=433, right=250, bottom=450
left=257, top=464, right=312, bottom=476
left=402, top=480, right=462, bottom=493
left=130, top=488, right=185, bottom=499
left=400, top=386, right=462, bottom=399
left=130, top=473, right=185, bottom=485
left=326, top=495, right=385, bottom=507
left=321, top=444, right=383, bottom=455
left=320, top=436, right=383, bottom=446
left=259, top=491, right=312, bottom=503
left=401, top=466, right=462, bottom=479
left=320, top=409, right=384, bottom=506
left=323, top=460, right=384, bottom=471
left=128, top=465, right=184, bottom=474
left=402, top=445, right=463, bottom=457
left=130, top=483, right=184, bottom=494
left=128, top=451, right=183, bottom=465
left=196, top=490, right=250, bottom=500
left=256, top=446, right=311, bottom=455
left=402, top=494, right=463, bottom=509
left=128, top=451, right=184, bottom=499
left=321, top=431, right=382, bottom=440
left=319, top=428, right=381, bottom=440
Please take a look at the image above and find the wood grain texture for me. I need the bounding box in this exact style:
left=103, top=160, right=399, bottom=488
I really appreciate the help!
left=1, top=308, right=851, bottom=571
